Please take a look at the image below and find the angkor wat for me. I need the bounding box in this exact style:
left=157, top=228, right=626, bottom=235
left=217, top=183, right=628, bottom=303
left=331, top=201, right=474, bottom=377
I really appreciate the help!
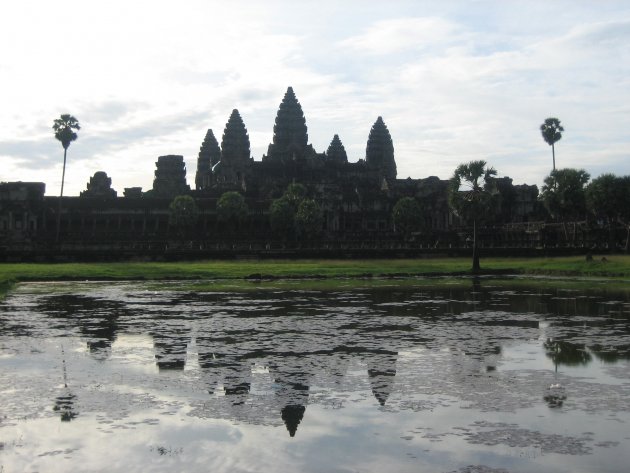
left=0, top=87, right=581, bottom=260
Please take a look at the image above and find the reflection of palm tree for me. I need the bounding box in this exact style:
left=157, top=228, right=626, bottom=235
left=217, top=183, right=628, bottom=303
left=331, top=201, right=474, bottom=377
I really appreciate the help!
left=590, top=345, right=629, bottom=363
left=54, top=391, right=78, bottom=421
left=544, top=339, right=592, bottom=371
left=55, top=343, right=78, bottom=421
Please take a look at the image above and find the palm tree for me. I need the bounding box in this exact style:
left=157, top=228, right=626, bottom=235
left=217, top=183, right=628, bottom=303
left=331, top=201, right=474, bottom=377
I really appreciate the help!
left=540, top=118, right=564, bottom=171
left=448, top=160, right=497, bottom=272
left=52, top=114, right=80, bottom=242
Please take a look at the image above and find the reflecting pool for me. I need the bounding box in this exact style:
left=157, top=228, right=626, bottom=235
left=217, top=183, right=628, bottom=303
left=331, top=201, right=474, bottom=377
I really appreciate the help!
left=1, top=278, right=630, bottom=473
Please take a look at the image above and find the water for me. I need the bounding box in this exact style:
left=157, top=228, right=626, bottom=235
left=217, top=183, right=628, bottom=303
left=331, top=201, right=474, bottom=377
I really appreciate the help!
left=1, top=278, right=630, bottom=473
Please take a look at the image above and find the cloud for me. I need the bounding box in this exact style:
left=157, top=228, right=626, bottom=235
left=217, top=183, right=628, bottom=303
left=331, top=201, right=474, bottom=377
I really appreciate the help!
left=339, top=17, right=462, bottom=55
left=2, top=2, right=630, bottom=195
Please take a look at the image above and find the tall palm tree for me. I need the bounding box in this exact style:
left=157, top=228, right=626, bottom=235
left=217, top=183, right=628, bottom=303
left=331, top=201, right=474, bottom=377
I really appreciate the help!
left=53, top=114, right=80, bottom=242
left=448, top=160, right=498, bottom=272
left=540, top=118, right=564, bottom=171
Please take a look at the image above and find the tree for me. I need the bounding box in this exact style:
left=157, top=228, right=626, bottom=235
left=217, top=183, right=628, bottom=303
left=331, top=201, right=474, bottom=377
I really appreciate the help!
left=540, top=118, right=564, bottom=171
left=53, top=114, right=80, bottom=242
left=284, top=183, right=307, bottom=206
left=392, top=197, right=424, bottom=240
left=295, top=198, right=323, bottom=240
left=448, top=160, right=498, bottom=272
left=586, top=174, right=630, bottom=251
left=217, top=191, right=248, bottom=231
left=540, top=168, right=590, bottom=244
left=168, top=195, right=198, bottom=238
left=269, top=196, right=295, bottom=238
left=268, top=183, right=310, bottom=241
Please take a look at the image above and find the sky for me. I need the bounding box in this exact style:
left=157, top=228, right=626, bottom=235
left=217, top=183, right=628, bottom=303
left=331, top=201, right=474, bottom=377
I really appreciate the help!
left=1, top=0, right=629, bottom=196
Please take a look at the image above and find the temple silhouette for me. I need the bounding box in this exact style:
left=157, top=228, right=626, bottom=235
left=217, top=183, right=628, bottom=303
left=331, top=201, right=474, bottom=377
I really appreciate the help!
left=0, top=86, right=556, bottom=259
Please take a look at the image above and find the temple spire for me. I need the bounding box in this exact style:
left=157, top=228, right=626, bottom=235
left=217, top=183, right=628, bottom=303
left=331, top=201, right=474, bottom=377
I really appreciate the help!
left=195, top=129, right=220, bottom=190
left=220, top=109, right=250, bottom=166
left=326, top=134, right=348, bottom=163
left=366, top=116, right=396, bottom=179
left=266, top=87, right=309, bottom=163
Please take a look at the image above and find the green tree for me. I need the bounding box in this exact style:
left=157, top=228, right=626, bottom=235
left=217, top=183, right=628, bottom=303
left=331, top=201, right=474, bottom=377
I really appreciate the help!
left=269, top=196, right=295, bottom=238
left=540, top=168, right=590, bottom=244
left=586, top=174, right=630, bottom=251
left=217, top=191, right=248, bottom=230
left=540, top=118, right=564, bottom=171
left=53, top=114, right=80, bottom=242
left=168, top=195, right=198, bottom=237
left=392, top=197, right=423, bottom=240
left=295, top=198, right=323, bottom=240
left=268, top=183, right=311, bottom=241
left=284, top=183, right=307, bottom=206
left=448, top=160, right=498, bottom=272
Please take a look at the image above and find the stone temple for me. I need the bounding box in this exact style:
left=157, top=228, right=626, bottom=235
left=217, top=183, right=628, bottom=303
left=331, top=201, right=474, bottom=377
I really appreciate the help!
left=195, top=87, right=398, bottom=204
left=0, top=86, right=545, bottom=258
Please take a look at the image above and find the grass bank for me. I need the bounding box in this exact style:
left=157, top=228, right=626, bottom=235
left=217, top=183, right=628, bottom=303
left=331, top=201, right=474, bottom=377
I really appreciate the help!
left=0, top=255, right=628, bottom=286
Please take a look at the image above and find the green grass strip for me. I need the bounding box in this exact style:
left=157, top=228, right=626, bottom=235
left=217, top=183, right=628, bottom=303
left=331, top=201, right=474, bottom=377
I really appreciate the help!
left=1, top=256, right=629, bottom=299
left=0, top=255, right=628, bottom=282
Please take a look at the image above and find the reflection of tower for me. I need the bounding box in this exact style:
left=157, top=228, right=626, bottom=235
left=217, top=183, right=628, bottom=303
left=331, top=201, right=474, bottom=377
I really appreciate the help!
left=42, top=294, right=123, bottom=359
left=325, top=352, right=351, bottom=386
left=366, top=351, right=398, bottom=406
left=280, top=383, right=309, bottom=437
left=197, top=340, right=224, bottom=394
left=197, top=337, right=251, bottom=405
left=223, top=360, right=252, bottom=405
left=81, top=310, right=119, bottom=359
left=270, top=357, right=312, bottom=438
left=152, top=326, right=190, bottom=370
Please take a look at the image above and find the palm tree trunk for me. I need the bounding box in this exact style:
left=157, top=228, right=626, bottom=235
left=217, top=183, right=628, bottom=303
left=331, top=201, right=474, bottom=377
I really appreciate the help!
left=562, top=220, right=568, bottom=242
left=55, top=147, right=68, bottom=243
left=552, top=143, right=556, bottom=171
left=472, top=219, right=480, bottom=272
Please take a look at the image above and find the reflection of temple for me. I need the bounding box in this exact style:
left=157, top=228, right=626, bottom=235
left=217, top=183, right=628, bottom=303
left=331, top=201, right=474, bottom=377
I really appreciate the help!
left=366, top=351, right=398, bottom=406
left=42, top=294, right=121, bottom=359
left=196, top=335, right=252, bottom=401
left=270, top=357, right=313, bottom=437
left=34, top=284, right=630, bottom=436
left=152, top=326, right=190, bottom=370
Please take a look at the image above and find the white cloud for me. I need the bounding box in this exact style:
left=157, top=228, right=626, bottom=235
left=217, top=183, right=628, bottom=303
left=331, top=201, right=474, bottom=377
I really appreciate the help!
left=339, top=17, right=461, bottom=55
left=1, top=1, right=629, bottom=195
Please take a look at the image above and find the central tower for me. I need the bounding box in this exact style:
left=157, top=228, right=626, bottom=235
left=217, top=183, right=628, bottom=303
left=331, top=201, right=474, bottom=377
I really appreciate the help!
left=265, top=87, right=310, bottom=163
